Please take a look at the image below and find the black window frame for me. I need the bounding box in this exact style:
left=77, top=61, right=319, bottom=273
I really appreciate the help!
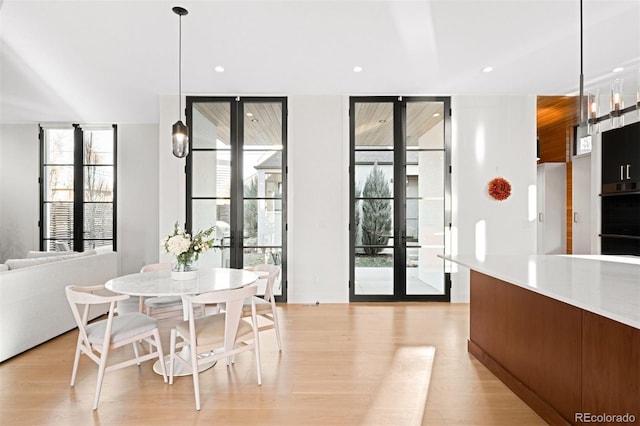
left=39, top=124, right=117, bottom=252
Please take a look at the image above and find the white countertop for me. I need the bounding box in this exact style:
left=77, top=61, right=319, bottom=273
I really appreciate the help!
left=442, top=254, right=640, bottom=329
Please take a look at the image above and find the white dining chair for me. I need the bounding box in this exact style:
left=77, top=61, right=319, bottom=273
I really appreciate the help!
left=242, top=264, right=283, bottom=350
left=65, top=284, right=167, bottom=410
left=139, top=262, right=187, bottom=319
left=169, top=284, right=262, bottom=410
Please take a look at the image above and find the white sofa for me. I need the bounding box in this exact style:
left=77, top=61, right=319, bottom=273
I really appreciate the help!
left=0, top=249, right=118, bottom=362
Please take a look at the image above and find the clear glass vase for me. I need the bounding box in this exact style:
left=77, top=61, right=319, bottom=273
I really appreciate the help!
left=171, top=256, right=197, bottom=280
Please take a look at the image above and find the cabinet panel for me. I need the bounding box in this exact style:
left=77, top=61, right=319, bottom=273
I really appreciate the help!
left=602, top=127, right=626, bottom=185
left=602, top=122, right=640, bottom=192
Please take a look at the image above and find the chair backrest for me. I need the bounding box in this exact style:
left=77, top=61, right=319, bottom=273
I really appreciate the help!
left=250, top=264, right=281, bottom=302
left=140, top=262, right=172, bottom=273
left=183, top=284, right=258, bottom=348
left=65, top=284, right=128, bottom=346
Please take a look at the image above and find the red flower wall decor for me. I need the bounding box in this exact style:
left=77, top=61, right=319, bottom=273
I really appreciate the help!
left=488, top=177, right=511, bottom=201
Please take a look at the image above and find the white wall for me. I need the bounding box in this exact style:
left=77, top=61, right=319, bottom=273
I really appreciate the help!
left=158, top=94, right=187, bottom=266
left=449, top=95, right=537, bottom=302
left=287, top=95, right=349, bottom=302
left=0, top=124, right=39, bottom=262
left=117, top=123, right=160, bottom=274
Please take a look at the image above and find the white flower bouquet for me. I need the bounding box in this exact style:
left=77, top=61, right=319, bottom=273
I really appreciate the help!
left=161, top=222, right=217, bottom=272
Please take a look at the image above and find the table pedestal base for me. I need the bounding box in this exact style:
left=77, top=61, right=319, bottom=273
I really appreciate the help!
left=153, top=349, right=217, bottom=377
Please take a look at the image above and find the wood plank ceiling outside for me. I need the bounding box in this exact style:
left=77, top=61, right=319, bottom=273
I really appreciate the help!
left=195, top=101, right=444, bottom=148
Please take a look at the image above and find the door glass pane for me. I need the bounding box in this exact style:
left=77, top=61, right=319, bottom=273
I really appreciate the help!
left=406, top=101, right=445, bottom=295
left=83, top=203, right=113, bottom=240
left=406, top=102, right=444, bottom=149
left=44, top=166, right=74, bottom=201
left=242, top=102, right=283, bottom=275
left=192, top=102, right=230, bottom=149
left=84, top=166, right=114, bottom=201
left=43, top=202, right=74, bottom=250
left=192, top=151, right=231, bottom=197
left=44, top=129, right=74, bottom=164
left=355, top=102, right=394, bottom=149
left=243, top=103, right=282, bottom=148
left=192, top=199, right=231, bottom=268
left=243, top=151, right=282, bottom=198
left=83, top=129, right=114, bottom=164
left=354, top=198, right=394, bottom=295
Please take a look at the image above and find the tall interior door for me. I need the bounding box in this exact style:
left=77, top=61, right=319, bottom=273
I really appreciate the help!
left=186, top=96, right=287, bottom=300
left=350, top=96, right=450, bottom=301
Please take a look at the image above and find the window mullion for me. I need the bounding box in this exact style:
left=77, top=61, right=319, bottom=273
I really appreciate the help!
left=73, top=125, right=84, bottom=251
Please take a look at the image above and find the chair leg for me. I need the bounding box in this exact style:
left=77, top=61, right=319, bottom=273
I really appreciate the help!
left=253, top=321, right=262, bottom=386
left=153, top=329, right=168, bottom=383
left=169, top=329, right=176, bottom=385
left=132, top=341, right=140, bottom=365
left=271, top=304, right=283, bottom=351
left=93, top=350, right=110, bottom=410
left=70, top=338, right=83, bottom=387
left=190, top=342, right=201, bottom=410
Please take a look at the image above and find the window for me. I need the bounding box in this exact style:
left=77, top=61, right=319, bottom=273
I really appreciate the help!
left=40, top=125, right=117, bottom=251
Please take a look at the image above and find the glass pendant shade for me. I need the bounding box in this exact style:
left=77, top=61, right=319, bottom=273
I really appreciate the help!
left=637, top=69, right=640, bottom=118
left=587, top=91, right=599, bottom=135
left=172, top=120, right=189, bottom=158
left=610, top=78, right=624, bottom=128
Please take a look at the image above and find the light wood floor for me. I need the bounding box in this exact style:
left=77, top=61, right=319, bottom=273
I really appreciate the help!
left=0, top=303, right=546, bottom=425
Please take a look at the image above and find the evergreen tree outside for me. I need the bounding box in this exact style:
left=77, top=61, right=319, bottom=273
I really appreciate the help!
left=361, top=164, right=392, bottom=255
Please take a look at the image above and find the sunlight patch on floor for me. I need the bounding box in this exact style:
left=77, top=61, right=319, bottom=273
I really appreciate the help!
left=361, top=345, right=436, bottom=425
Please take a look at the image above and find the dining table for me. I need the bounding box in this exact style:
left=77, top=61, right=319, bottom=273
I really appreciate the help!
left=105, top=267, right=259, bottom=376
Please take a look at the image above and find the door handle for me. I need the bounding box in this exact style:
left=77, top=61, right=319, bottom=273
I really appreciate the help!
left=627, top=164, right=631, bottom=180
left=538, top=213, right=543, bottom=222
left=620, top=165, right=624, bottom=180
left=574, top=212, right=579, bottom=223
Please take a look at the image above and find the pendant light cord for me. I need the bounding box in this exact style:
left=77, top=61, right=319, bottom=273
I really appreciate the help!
left=178, top=14, right=182, bottom=120
left=579, top=0, right=584, bottom=124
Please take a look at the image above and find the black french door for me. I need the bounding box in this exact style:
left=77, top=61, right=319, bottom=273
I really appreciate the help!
left=349, top=96, right=451, bottom=302
left=186, top=96, right=287, bottom=301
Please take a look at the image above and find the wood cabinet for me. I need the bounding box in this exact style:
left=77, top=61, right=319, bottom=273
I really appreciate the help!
left=469, top=270, right=640, bottom=425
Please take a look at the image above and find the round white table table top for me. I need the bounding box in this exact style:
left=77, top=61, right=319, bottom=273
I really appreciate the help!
left=105, top=267, right=258, bottom=297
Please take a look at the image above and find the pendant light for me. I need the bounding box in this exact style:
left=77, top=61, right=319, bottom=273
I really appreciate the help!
left=578, top=0, right=585, bottom=127
left=172, top=6, right=189, bottom=158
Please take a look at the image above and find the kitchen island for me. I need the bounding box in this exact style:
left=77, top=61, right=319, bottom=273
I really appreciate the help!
left=444, top=254, right=639, bottom=425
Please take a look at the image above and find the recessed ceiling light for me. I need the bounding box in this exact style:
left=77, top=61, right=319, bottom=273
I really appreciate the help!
left=246, top=112, right=253, bottom=117
left=251, top=118, right=259, bottom=123
left=482, top=67, right=493, bottom=73
left=612, top=67, right=624, bottom=73
left=433, top=113, right=441, bottom=117
left=214, top=66, right=225, bottom=73
left=378, top=119, right=386, bottom=123
left=353, top=66, right=363, bottom=73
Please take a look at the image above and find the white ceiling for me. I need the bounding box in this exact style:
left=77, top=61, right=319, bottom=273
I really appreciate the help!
left=1, top=0, right=638, bottom=123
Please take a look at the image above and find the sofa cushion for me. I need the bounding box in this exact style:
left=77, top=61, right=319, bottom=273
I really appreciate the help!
left=0, top=264, right=8, bottom=272
left=5, top=250, right=96, bottom=270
